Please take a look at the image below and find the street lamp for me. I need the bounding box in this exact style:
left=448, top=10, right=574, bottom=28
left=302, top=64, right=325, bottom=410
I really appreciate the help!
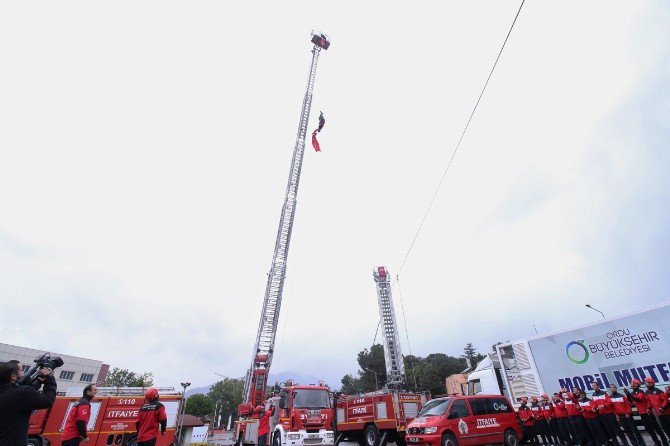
left=585, top=304, right=605, bottom=319
left=176, top=382, right=191, bottom=446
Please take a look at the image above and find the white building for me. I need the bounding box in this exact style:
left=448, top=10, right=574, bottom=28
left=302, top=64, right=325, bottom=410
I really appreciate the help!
left=0, top=342, right=109, bottom=395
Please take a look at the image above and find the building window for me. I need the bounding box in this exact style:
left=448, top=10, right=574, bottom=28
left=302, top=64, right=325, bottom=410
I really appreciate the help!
left=59, top=371, right=75, bottom=380
left=80, top=373, right=94, bottom=382
left=22, top=365, right=31, bottom=373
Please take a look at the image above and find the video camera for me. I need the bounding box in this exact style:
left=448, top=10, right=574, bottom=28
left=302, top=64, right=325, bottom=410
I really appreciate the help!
left=17, top=353, right=64, bottom=387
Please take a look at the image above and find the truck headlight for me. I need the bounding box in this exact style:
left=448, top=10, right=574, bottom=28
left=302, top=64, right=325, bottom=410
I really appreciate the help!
left=424, top=427, right=438, bottom=434
left=288, top=434, right=301, bottom=440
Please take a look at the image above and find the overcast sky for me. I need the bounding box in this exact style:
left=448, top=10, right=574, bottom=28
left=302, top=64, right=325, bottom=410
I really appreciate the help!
left=1, top=1, right=669, bottom=391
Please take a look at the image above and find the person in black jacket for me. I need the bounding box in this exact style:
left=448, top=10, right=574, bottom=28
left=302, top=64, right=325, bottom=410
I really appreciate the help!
left=0, top=360, right=58, bottom=446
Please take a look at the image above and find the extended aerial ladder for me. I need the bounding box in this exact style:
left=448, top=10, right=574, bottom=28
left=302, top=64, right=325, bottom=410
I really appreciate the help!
left=373, top=266, right=406, bottom=388
left=333, top=267, right=426, bottom=446
left=239, top=31, right=331, bottom=416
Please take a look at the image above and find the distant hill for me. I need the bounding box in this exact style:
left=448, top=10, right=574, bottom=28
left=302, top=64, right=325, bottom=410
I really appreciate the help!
left=186, top=371, right=331, bottom=397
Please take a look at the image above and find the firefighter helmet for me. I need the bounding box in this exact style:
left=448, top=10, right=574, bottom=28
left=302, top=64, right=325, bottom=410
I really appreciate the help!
left=541, top=393, right=548, bottom=399
left=145, top=387, right=159, bottom=400
left=630, top=379, right=641, bottom=386
left=644, top=377, right=656, bottom=384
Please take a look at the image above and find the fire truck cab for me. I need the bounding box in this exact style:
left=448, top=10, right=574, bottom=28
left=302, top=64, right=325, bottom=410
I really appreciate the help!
left=235, top=383, right=334, bottom=446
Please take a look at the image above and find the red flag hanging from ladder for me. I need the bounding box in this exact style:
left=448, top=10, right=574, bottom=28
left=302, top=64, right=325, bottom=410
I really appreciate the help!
left=311, top=112, right=326, bottom=152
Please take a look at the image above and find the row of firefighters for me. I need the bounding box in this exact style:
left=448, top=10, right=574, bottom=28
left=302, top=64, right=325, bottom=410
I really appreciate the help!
left=516, top=378, right=670, bottom=446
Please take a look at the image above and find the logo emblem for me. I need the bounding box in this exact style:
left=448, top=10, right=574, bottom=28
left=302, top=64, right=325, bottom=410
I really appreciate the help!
left=458, top=419, right=468, bottom=434
left=565, top=340, right=589, bottom=364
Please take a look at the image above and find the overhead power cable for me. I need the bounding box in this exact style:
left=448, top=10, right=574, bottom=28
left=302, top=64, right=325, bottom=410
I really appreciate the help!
left=394, top=0, right=526, bottom=282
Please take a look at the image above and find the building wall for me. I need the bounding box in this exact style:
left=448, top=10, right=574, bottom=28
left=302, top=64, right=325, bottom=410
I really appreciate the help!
left=445, top=373, right=469, bottom=395
left=0, top=343, right=109, bottom=395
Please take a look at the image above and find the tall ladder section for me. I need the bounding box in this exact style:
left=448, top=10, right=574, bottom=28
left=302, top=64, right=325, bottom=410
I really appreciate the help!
left=242, top=32, right=330, bottom=409
left=373, top=266, right=406, bottom=388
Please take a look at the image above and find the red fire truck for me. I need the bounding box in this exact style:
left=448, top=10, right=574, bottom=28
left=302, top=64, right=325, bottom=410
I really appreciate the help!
left=27, top=387, right=182, bottom=446
left=333, top=267, right=430, bottom=446
left=334, top=390, right=429, bottom=446
left=233, top=31, right=334, bottom=446
left=236, top=382, right=334, bottom=446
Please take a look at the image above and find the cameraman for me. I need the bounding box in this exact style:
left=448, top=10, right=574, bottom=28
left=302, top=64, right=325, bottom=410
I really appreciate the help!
left=0, top=360, right=58, bottom=446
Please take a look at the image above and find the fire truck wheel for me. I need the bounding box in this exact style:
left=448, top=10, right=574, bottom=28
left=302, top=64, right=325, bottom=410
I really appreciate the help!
left=504, top=430, right=518, bottom=446
left=27, top=438, right=41, bottom=446
left=365, top=425, right=380, bottom=446
left=441, top=433, right=458, bottom=446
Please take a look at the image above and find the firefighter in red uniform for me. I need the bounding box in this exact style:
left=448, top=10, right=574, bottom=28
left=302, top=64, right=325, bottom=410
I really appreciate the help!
left=531, top=396, right=549, bottom=445
left=257, top=404, right=275, bottom=446
left=608, top=384, right=637, bottom=446
left=645, top=378, right=670, bottom=438
left=135, top=388, right=168, bottom=446
left=541, top=394, right=559, bottom=445
left=626, top=378, right=669, bottom=446
left=560, top=388, right=583, bottom=446
left=590, top=382, right=621, bottom=446
left=62, top=384, right=98, bottom=446
left=518, top=397, right=537, bottom=445
left=578, top=389, right=606, bottom=446
left=552, top=393, right=571, bottom=445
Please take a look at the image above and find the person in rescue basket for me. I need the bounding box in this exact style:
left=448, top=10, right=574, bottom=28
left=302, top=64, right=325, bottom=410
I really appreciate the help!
left=645, top=378, right=670, bottom=437
left=608, top=384, right=639, bottom=446
left=518, top=397, right=538, bottom=445
left=626, top=378, right=669, bottom=446
left=0, top=360, right=58, bottom=446
left=531, top=396, right=549, bottom=445
left=590, top=382, right=622, bottom=446
left=541, top=394, right=560, bottom=445
left=578, top=389, right=607, bottom=446
left=62, top=384, right=98, bottom=446
left=560, top=388, right=584, bottom=446
left=257, top=404, right=275, bottom=446
left=136, top=388, right=168, bottom=446
left=552, top=393, right=571, bottom=445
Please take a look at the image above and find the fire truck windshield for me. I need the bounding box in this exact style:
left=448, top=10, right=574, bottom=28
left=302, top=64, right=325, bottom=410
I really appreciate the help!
left=292, top=389, right=330, bottom=409
left=417, top=398, right=452, bottom=417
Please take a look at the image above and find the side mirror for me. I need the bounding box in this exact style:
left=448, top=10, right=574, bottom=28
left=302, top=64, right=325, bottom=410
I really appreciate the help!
left=448, top=410, right=459, bottom=419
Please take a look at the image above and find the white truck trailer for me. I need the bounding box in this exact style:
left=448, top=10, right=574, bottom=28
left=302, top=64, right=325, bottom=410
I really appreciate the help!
left=467, top=301, right=670, bottom=402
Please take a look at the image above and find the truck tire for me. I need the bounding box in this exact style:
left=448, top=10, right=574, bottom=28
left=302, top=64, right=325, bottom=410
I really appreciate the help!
left=441, top=433, right=458, bottom=446
left=27, top=438, right=41, bottom=446
left=504, top=429, right=519, bottom=446
left=365, top=425, right=380, bottom=446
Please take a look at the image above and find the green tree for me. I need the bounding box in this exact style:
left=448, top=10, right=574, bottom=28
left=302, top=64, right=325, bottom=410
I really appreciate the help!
left=208, top=377, right=245, bottom=426
left=340, top=374, right=361, bottom=394
left=356, top=344, right=387, bottom=392
left=103, top=367, right=154, bottom=387
left=185, top=394, right=214, bottom=419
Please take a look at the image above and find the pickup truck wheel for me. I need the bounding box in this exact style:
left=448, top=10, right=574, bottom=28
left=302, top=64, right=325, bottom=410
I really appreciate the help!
left=504, top=429, right=519, bottom=446
left=365, top=425, right=380, bottom=446
left=441, top=433, right=458, bottom=446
